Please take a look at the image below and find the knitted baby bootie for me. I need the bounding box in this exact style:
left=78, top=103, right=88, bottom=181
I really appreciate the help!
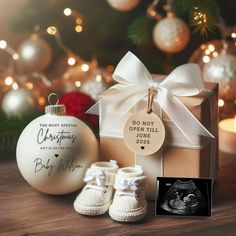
left=74, top=160, right=119, bottom=216
left=109, top=165, right=147, bottom=222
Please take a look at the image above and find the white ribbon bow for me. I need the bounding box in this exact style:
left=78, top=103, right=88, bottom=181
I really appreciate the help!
left=84, top=169, right=106, bottom=187
left=118, top=178, right=143, bottom=192
left=88, top=51, right=214, bottom=143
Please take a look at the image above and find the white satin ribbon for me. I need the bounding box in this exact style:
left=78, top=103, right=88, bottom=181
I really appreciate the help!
left=88, top=51, right=214, bottom=143
left=84, top=169, right=106, bottom=187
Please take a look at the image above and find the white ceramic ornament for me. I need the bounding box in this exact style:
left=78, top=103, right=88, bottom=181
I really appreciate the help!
left=18, top=34, right=52, bottom=73
left=107, top=0, right=140, bottom=12
left=153, top=13, right=190, bottom=53
left=203, top=52, right=236, bottom=99
left=16, top=93, right=99, bottom=195
left=2, top=88, right=36, bottom=118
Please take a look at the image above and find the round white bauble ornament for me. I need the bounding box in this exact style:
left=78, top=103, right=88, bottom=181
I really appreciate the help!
left=153, top=13, right=190, bottom=53
left=18, top=35, right=52, bottom=73
left=16, top=94, right=99, bottom=195
left=107, top=0, right=140, bottom=11
left=2, top=88, right=36, bottom=118
left=203, top=52, right=236, bottom=99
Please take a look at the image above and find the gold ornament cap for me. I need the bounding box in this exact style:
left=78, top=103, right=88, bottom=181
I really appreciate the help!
left=45, top=93, right=66, bottom=115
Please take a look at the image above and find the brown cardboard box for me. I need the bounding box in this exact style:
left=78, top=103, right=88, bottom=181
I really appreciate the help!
left=99, top=82, right=218, bottom=200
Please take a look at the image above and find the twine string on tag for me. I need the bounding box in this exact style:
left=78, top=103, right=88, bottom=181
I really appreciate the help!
left=147, top=88, right=155, bottom=114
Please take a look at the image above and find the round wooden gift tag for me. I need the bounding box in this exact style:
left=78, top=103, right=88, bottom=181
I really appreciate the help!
left=123, top=111, right=165, bottom=155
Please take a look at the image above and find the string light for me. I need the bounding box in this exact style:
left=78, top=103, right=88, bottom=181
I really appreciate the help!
left=193, top=7, right=207, bottom=33
left=76, top=17, right=83, bottom=25
left=208, top=44, right=215, bottom=52
left=218, top=99, right=224, bottom=107
left=75, top=25, right=83, bottom=33
left=205, top=49, right=211, bottom=55
left=38, top=96, right=46, bottom=106
left=231, top=33, right=236, bottom=39
left=25, top=82, right=33, bottom=89
left=0, top=40, right=20, bottom=60
left=212, top=51, right=218, bottom=58
left=81, top=63, right=89, bottom=72
left=95, top=74, right=102, bottom=82
left=200, top=42, right=218, bottom=64
left=63, top=8, right=72, bottom=16
left=0, top=40, right=7, bottom=49
left=202, top=55, right=210, bottom=63
left=63, top=8, right=83, bottom=33
left=5, top=76, right=13, bottom=86
left=12, top=53, right=19, bottom=60
left=12, top=82, right=19, bottom=90
left=75, top=81, right=81, bottom=87
left=68, top=57, right=76, bottom=66
left=47, top=26, right=57, bottom=35
left=146, top=0, right=162, bottom=20
left=194, top=11, right=207, bottom=25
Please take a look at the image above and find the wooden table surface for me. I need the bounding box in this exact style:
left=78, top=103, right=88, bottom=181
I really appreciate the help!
left=0, top=152, right=236, bottom=236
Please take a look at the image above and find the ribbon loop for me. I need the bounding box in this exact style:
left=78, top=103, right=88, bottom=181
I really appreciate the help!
left=84, top=169, right=106, bottom=187
left=117, top=178, right=143, bottom=192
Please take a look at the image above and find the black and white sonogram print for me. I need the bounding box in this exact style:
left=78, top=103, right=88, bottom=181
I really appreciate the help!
left=156, top=177, right=212, bottom=217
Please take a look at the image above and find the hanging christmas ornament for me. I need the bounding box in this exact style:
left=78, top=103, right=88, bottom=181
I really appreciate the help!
left=18, top=34, right=52, bottom=73
left=80, top=71, right=110, bottom=100
left=153, top=12, right=190, bottom=53
left=189, top=40, right=236, bottom=68
left=16, top=93, right=99, bottom=195
left=107, top=0, right=140, bottom=12
left=59, top=91, right=99, bottom=129
left=2, top=88, right=37, bottom=118
left=203, top=51, right=236, bottom=100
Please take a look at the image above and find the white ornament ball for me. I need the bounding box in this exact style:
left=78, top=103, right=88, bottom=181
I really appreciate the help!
left=18, top=35, right=52, bottom=73
left=153, top=14, right=190, bottom=53
left=107, top=0, right=140, bottom=11
left=16, top=103, right=98, bottom=194
left=2, top=88, right=36, bottom=118
left=203, top=53, right=236, bottom=99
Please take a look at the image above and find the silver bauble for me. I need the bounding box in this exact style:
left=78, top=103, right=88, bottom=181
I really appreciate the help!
left=203, top=53, right=236, bottom=99
left=153, top=13, right=190, bottom=53
left=2, top=88, right=37, bottom=118
left=18, top=35, right=52, bottom=73
left=107, top=0, right=140, bottom=11
left=189, top=40, right=236, bottom=68
left=80, top=73, right=110, bottom=100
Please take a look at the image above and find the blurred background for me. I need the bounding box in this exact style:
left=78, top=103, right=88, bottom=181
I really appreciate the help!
left=0, top=0, right=235, bottom=159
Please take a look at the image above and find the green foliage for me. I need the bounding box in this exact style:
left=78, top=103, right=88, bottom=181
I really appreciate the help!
left=8, top=0, right=228, bottom=71
left=0, top=112, right=41, bottom=160
left=172, top=0, right=219, bottom=34
left=126, top=0, right=220, bottom=45
left=128, top=15, right=154, bottom=45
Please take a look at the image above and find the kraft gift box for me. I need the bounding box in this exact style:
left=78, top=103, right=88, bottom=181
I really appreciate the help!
left=99, top=80, right=218, bottom=200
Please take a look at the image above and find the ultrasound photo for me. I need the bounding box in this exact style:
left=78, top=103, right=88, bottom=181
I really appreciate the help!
left=156, top=177, right=212, bottom=217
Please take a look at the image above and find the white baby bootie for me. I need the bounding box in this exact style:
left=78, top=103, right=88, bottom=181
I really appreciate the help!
left=109, top=165, right=147, bottom=222
left=74, top=160, right=119, bottom=216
